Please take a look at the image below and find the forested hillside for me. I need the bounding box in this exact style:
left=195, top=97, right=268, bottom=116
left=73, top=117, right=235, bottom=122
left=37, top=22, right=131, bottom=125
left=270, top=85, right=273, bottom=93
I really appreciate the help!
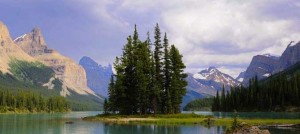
left=212, top=61, right=300, bottom=112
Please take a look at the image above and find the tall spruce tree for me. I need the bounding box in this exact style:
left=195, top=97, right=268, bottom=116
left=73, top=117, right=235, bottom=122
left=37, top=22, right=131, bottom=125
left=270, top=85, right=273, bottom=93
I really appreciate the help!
left=169, top=45, right=187, bottom=113
left=153, top=23, right=164, bottom=113
left=163, top=33, right=172, bottom=113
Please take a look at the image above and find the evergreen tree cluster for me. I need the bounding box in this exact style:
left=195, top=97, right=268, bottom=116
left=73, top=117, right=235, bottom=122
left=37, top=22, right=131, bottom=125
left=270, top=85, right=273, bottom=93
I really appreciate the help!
left=0, top=90, right=69, bottom=112
left=212, top=73, right=300, bottom=112
left=106, top=24, right=187, bottom=115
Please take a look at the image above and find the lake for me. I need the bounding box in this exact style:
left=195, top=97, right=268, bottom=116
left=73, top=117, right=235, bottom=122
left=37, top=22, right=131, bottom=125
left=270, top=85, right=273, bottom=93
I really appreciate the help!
left=0, top=111, right=299, bottom=134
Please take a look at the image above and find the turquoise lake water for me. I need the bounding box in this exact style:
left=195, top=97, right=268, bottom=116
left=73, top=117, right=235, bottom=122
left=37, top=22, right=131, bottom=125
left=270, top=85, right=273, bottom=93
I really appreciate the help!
left=0, top=111, right=299, bottom=134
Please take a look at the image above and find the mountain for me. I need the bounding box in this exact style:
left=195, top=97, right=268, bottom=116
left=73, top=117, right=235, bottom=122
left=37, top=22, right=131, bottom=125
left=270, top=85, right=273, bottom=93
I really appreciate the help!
left=0, top=20, right=103, bottom=110
left=275, top=41, right=300, bottom=72
left=236, top=71, right=245, bottom=82
left=241, top=41, right=300, bottom=86
left=183, top=67, right=240, bottom=108
left=192, top=67, right=240, bottom=93
left=0, top=21, right=36, bottom=73
left=79, top=56, right=113, bottom=97
left=242, top=54, right=279, bottom=85
left=14, top=27, right=98, bottom=97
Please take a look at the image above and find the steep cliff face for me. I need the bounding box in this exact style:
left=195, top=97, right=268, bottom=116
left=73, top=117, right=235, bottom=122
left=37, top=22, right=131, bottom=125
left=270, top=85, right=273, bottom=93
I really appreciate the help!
left=14, top=28, right=47, bottom=57
left=275, top=41, right=300, bottom=72
left=79, top=56, right=112, bottom=97
left=0, top=21, right=35, bottom=73
left=14, top=28, right=97, bottom=97
left=242, top=54, right=279, bottom=85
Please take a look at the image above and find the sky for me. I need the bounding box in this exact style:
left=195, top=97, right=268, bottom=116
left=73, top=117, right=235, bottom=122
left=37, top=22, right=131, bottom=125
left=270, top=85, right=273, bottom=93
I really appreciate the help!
left=0, top=0, right=300, bottom=78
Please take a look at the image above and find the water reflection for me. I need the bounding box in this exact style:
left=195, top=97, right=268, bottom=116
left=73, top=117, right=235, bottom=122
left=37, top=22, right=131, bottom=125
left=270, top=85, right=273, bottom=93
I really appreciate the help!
left=0, top=112, right=225, bottom=134
left=183, top=111, right=300, bottom=119
left=103, top=123, right=225, bottom=134
left=0, top=111, right=298, bottom=134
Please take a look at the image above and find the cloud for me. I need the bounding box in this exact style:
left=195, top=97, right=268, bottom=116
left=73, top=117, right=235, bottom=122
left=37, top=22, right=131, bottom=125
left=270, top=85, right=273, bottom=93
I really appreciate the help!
left=74, top=0, right=300, bottom=77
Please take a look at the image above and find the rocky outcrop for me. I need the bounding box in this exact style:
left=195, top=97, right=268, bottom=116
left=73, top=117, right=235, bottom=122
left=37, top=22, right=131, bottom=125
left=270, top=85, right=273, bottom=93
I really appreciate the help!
left=14, top=28, right=47, bottom=56
left=228, top=122, right=270, bottom=134
left=79, top=56, right=113, bottom=97
left=242, top=54, right=279, bottom=86
left=14, top=27, right=98, bottom=97
left=0, top=21, right=35, bottom=73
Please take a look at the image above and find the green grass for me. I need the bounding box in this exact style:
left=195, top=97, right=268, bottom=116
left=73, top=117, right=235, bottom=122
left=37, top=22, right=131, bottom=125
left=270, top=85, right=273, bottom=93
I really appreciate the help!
left=83, top=113, right=300, bottom=126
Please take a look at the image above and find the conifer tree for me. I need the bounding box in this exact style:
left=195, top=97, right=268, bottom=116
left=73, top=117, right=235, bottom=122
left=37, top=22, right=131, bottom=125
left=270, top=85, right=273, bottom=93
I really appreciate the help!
left=153, top=23, right=164, bottom=113
left=163, top=33, right=171, bottom=113
left=169, top=45, right=187, bottom=113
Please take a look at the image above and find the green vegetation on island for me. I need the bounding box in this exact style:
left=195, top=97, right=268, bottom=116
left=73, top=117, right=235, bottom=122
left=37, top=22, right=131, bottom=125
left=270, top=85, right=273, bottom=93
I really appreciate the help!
left=212, top=62, right=300, bottom=112
left=83, top=112, right=300, bottom=127
left=105, top=24, right=187, bottom=115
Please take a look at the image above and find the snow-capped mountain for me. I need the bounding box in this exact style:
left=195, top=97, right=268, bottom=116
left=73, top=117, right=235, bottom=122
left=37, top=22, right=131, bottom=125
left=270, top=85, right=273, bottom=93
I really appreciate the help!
left=192, top=67, right=240, bottom=88
left=183, top=67, right=240, bottom=108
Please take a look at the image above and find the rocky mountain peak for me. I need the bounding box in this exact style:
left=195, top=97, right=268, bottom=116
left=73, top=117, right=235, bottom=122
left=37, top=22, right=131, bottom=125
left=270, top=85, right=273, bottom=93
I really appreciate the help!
left=80, top=56, right=113, bottom=97
left=0, top=21, right=13, bottom=44
left=193, top=67, right=239, bottom=87
left=242, top=54, right=279, bottom=85
left=14, top=27, right=47, bottom=57
left=275, top=41, right=300, bottom=72
left=79, top=56, right=99, bottom=68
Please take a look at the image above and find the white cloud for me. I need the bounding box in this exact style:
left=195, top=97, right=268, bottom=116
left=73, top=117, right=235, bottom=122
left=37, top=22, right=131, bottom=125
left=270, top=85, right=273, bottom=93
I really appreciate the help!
left=76, top=0, right=300, bottom=76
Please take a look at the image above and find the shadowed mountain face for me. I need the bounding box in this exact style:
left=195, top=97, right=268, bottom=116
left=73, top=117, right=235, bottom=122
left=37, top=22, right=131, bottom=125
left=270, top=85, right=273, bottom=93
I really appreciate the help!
left=79, top=56, right=113, bottom=97
left=241, top=42, right=300, bottom=86
left=275, top=41, right=300, bottom=72
left=242, top=54, right=279, bottom=85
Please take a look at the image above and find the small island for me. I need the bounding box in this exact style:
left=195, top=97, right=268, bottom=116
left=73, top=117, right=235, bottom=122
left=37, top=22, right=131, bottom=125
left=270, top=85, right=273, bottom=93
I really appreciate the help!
left=82, top=25, right=300, bottom=134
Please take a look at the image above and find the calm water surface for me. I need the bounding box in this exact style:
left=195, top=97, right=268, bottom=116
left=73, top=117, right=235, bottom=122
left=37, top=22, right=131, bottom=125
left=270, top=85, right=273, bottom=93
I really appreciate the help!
left=0, top=111, right=225, bottom=134
left=0, top=111, right=299, bottom=134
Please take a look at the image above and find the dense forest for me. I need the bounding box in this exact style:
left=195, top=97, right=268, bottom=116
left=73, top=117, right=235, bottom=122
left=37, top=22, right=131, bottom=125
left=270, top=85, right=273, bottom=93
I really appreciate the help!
left=183, top=98, right=213, bottom=111
left=104, top=24, right=187, bottom=115
left=0, top=90, right=69, bottom=113
left=212, top=71, right=300, bottom=112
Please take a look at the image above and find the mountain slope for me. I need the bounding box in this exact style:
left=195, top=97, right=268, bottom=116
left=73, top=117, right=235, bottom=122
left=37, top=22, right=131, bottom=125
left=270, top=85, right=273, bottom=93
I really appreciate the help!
left=275, top=41, right=300, bottom=72
left=0, top=20, right=103, bottom=110
left=191, top=67, right=240, bottom=94
left=0, top=21, right=35, bottom=73
left=79, top=56, right=112, bottom=97
left=183, top=67, right=239, bottom=108
left=14, top=28, right=98, bottom=97
left=242, top=54, right=279, bottom=85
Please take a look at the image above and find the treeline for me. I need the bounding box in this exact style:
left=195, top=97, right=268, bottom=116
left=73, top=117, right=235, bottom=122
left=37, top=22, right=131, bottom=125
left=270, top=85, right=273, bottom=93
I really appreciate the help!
left=0, top=90, right=69, bottom=113
left=183, top=98, right=213, bottom=111
left=105, top=24, right=187, bottom=115
left=212, top=73, right=300, bottom=112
